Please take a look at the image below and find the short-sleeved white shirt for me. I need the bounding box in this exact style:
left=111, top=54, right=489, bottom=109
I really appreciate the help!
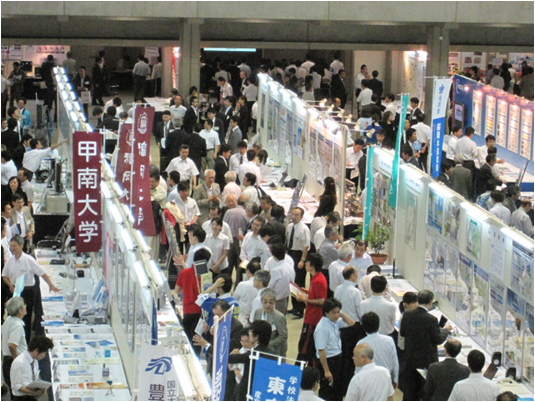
left=165, top=157, right=199, bottom=181
left=175, top=197, right=200, bottom=224
left=3, top=252, right=46, bottom=287
left=204, top=232, right=230, bottom=270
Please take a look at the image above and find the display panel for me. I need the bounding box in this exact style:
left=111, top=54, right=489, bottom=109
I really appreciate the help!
left=444, top=199, right=460, bottom=242
left=510, top=241, right=534, bottom=301
left=427, top=188, right=445, bottom=233
left=456, top=253, right=473, bottom=334
left=520, top=108, right=533, bottom=160
left=472, top=90, right=483, bottom=135
left=487, top=276, right=506, bottom=355
left=444, top=244, right=458, bottom=307
left=293, top=110, right=307, bottom=160
left=485, top=95, right=497, bottom=137
left=472, top=264, right=490, bottom=346
left=507, top=104, right=520, bottom=154
left=496, top=99, right=508, bottom=148
left=404, top=191, right=418, bottom=250
left=466, top=216, right=482, bottom=261
left=524, top=304, right=534, bottom=386
left=505, top=288, right=525, bottom=374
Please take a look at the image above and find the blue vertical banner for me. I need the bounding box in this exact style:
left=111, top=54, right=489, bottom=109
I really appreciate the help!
left=151, top=300, right=158, bottom=346
left=430, top=78, right=453, bottom=178
left=211, top=306, right=234, bottom=401
left=250, top=355, right=303, bottom=401
left=362, top=146, right=375, bottom=240
left=388, top=94, right=409, bottom=209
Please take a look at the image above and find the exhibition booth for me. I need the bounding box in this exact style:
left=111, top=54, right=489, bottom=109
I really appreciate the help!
left=256, top=73, right=534, bottom=393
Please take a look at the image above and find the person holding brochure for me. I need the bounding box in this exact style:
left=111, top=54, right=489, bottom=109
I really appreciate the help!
left=10, top=335, right=54, bottom=401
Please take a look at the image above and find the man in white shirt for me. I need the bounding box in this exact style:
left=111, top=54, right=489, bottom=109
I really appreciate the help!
left=18, top=168, right=34, bottom=208
left=229, top=141, right=248, bottom=177
left=384, top=93, right=397, bottom=117
left=241, top=173, right=261, bottom=205
left=233, top=261, right=259, bottom=325
left=354, top=64, right=368, bottom=97
left=218, top=77, right=233, bottom=102
left=3, top=236, right=60, bottom=343
left=237, top=60, right=251, bottom=77
left=488, top=190, right=511, bottom=225
left=132, top=54, right=151, bottom=99
left=328, top=242, right=354, bottom=293
left=166, top=171, right=181, bottom=204
left=202, top=205, right=233, bottom=240
left=250, top=269, right=270, bottom=323
left=286, top=207, right=311, bottom=316
left=169, top=94, right=187, bottom=121
left=22, top=138, right=68, bottom=173
left=357, top=312, right=399, bottom=387
left=314, top=213, right=342, bottom=252
left=448, top=350, right=501, bottom=401
left=298, top=367, right=323, bottom=401
left=151, top=56, right=163, bottom=96
left=358, top=265, right=393, bottom=301
left=192, top=169, right=221, bottom=225
left=301, top=55, right=315, bottom=74
left=220, top=171, right=242, bottom=208
left=10, top=335, right=55, bottom=400
left=239, top=216, right=266, bottom=265
left=510, top=199, right=534, bottom=237
left=446, top=125, right=463, bottom=162
left=476, top=134, right=503, bottom=168
left=346, top=344, right=395, bottom=401
left=238, top=149, right=262, bottom=185
left=175, top=182, right=200, bottom=227
left=360, top=275, right=397, bottom=337
left=165, top=145, right=200, bottom=187
left=184, top=226, right=212, bottom=269
left=199, top=119, right=220, bottom=171
left=455, top=126, right=478, bottom=178
left=330, top=51, right=344, bottom=76
left=346, top=138, right=365, bottom=188
left=356, top=79, right=373, bottom=112
left=1, top=151, right=18, bottom=185
left=267, top=243, right=296, bottom=314
left=348, top=240, right=374, bottom=279
left=413, top=113, right=432, bottom=173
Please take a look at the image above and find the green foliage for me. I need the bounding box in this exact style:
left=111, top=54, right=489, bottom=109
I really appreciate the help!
left=365, top=225, right=392, bottom=255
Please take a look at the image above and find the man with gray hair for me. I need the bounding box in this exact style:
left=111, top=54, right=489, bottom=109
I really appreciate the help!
left=328, top=241, right=354, bottom=293
left=2, top=296, right=27, bottom=394
left=249, top=270, right=271, bottom=323
left=252, top=287, right=288, bottom=357
left=220, top=171, right=242, bottom=208
left=239, top=216, right=267, bottom=285
left=451, top=154, right=473, bottom=200
left=192, top=169, right=221, bottom=225
left=346, top=343, right=395, bottom=401
left=223, top=194, right=248, bottom=279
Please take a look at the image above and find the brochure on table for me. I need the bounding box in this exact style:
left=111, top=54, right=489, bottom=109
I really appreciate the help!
left=369, top=145, right=534, bottom=390
left=453, top=74, right=534, bottom=190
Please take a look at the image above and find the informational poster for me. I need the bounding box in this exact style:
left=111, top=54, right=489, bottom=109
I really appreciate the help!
left=404, top=191, right=418, bottom=250
left=260, top=91, right=266, bottom=129
left=323, top=136, right=334, bottom=183
left=250, top=355, right=303, bottom=402
left=461, top=52, right=486, bottom=71
left=472, top=90, right=483, bottom=136
left=509, top=53, right=534, bottom=70
left=272, top=99, right=281, bottom=155
left=444, top=199, right=460, bottom=242
left=466, top=216, right=482, bottom=260
left=309, top=126, right=319, bottom=181
left=317, top=131, right=327, bottom=186
left=505, top=288, right=525, bottom=372
left=495, top=99, right=508, bottom=148
left=427, top=188, right=445, bottom=233
left=523, top=304, right=534, bottom=385
left=372, top=171, right=395, bottom=226
left=332, top=142, right=344, bottom=205
left=520, top=108, right=533, bottom=160
left=279, top=105, right=288, bottom=165
left=471, top=265, right=489, bottom=345
left=507, top=104, right=520, bottom=154
left=424, top=231, right=435, bottom=290
left=449, top=52, right=461, bottom=74
left=444, top=244, right=459, bottom=306
left=510, top=241, right=534, bottom=301
left=489, top=226, right=506, bottom=281
left=137, top=345, right=179, bottom=402
left=487, top=277, right=506, bottom=354
left=294, top=112, right=306, bottom=159
left=456, top=253, right=473, bottom=334
left=267, top=97, right=275, bottom=144
left=485, top=95, right=497, bottom=137
left=285, top=107, right=294, bottom=165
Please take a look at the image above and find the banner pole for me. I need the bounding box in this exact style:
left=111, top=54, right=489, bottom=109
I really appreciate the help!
left=130, top=105, right=136, bottom=211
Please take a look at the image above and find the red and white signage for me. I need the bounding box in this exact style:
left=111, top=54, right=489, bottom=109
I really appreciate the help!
left=131, top=106, right=156, bottom=236
left=73, top=131, right=102, bottom=252
left=115, top=123, right=133, bottom=204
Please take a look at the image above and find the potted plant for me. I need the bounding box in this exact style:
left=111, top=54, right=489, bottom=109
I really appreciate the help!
left=365, top=225, right=391, bottom=265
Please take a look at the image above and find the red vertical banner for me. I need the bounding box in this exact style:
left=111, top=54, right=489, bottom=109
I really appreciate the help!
left=132, top=106, right=156, bottom=236
left=115, top=123, right=133, bottom=204
left=73, top=131, right=102, bottom=253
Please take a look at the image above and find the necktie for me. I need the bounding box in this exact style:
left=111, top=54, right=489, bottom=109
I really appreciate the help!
left=164, top=122, right=168, bottom=138
left=32, top=360, right=37, bottom=380
left=240, top=155, right=244, bottom=165
left=288, top=225, right=295, bottom=250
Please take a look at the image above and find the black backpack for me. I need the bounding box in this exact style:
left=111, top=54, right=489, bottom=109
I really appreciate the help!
left=152, top=201, right=162, bottom=233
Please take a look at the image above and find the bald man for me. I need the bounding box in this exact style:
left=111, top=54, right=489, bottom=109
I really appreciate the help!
left=223, top=193, right=248, bottom=279
left=346, top=344, right=394, bottom=401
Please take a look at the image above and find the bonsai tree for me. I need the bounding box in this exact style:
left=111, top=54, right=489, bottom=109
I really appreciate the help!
left=365, top=225, right=392, bottom=256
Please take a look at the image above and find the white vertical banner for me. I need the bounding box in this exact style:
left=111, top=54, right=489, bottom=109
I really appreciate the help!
left=138, top=344, right=180, bottom=401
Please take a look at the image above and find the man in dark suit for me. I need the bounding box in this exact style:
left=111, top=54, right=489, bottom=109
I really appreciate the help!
left=409, top=97, right=424, bottom=126
left=437, top=160, right=454, bottom=189
left=400, top=290, right=451, bottom=401
left=423, top=338, right=470, bottom=401
left=401, top=145, right=420, bottom=169
left=1, top=118, right=20, bottom=154
left=476, top=154, right=501, bottom=198
left=72, top=66, right=91, bottom=118
left=165, top=123, right=188, bottom=165
left=182, top=96, right=200, bottom=134
left=185, top=123, right=207, bottom=174
left=222, top=96, right=235, bottom=133
left=207, top=107, right=226, bottom=146
left=91, top=56, right=105, bottom=106
left=451, top=155, right=474, bottom=200
left=214, top=144, right=231, bottom=191
left=102, top=106, right=119, bottom=132
left=367, top=70, right=384, bottom=98
left=235, top=96, right=249, bottom=139
left=330, top=69, right=347, bottom=108
left=153, top=111, right=174, bottom=172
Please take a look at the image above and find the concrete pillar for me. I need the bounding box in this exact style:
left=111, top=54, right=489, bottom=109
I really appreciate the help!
left=424, top=25, right=450, bottom=123
left=384, top=51, right=392, bottom=95
left=162, top=46, right=174, bottom=97
left=178, top=19, right=201, bottom=97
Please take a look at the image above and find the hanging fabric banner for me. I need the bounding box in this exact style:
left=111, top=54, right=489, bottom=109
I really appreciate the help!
left=131, top=106, right=156, bottom=236
left=362, top=146, right=375, bottom=240
left=388, top=94, right=409, bottom=209
left=137, top=344, right=180, bottom=401
left=72, top=131, right=102, bottom=252
left=212, top=306, right=234, bottom=401
left=250, top=355, right=303, bottom=401
left=430, top=77, right=453, bottom=178
left=115, top=123, right=133, bottom=204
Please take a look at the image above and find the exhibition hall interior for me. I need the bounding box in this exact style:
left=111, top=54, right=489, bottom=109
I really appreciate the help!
left=0, top=2, right=534, bottom=401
